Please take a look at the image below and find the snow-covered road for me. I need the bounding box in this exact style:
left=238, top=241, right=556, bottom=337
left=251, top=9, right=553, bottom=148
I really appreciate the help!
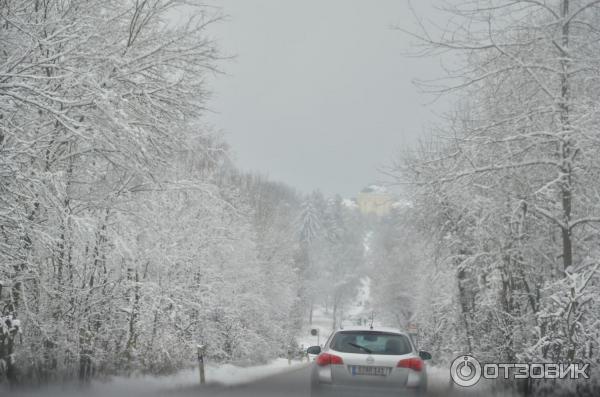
left=2, top=362, right=508, bottom=397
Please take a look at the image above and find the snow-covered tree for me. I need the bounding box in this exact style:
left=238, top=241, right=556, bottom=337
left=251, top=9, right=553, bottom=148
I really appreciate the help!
left=0, top=0, right=309, bottom=385
left=387, top=1, right=600, bottom=393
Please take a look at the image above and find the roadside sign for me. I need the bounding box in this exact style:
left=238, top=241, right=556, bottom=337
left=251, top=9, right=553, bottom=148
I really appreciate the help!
left=311, top=328, right=320, bottom=345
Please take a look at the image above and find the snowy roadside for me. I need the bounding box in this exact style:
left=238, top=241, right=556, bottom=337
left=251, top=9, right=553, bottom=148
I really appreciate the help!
left=296, top=276, right=374, bottom=351
left=426, top=364, right=524, bottom=397
left=296, top=306, right=333, bottom=349
left=0, top=358, right=308, bottom=397
left=425, top=364, right=452, bottom=394
left=102, top=358, right=308, bottom=391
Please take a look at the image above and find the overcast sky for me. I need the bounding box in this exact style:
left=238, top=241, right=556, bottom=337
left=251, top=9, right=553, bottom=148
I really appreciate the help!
left=203, top=0, right=447, bottom=197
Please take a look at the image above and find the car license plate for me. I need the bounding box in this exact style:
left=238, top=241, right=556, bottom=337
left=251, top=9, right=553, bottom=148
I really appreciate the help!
left=349, top=365, right=391, bottom=376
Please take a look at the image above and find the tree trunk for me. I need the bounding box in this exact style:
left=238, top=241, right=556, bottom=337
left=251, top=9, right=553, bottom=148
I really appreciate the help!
left=457, top=267, right=473, bottom=353
left=126, top=268, right=141, bottom=370
left=559, top=0, right=573, bottom=275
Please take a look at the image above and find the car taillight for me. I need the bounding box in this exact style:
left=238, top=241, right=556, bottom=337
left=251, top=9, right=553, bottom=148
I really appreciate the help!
left=316, top=352, right=344, bottom=366
left=397, top=357, right=424, bottom=372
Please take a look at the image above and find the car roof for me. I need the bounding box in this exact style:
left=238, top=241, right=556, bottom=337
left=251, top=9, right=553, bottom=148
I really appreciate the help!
left=332, top=326, right=407, bottom=335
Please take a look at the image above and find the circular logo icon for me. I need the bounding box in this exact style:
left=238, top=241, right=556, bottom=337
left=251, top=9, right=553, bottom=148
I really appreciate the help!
left=366, top=356, right=375, bottom=364
left=450, top=355, right=482, bottom=387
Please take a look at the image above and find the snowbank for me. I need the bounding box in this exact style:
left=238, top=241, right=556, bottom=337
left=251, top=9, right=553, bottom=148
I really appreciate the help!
left=0, top=359, right=308, bottom=397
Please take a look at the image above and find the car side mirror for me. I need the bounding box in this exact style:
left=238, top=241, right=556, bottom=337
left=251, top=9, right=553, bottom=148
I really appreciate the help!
left=307, top=345, right=321, bottom=355
left=419, top=350, right=432, bottom=360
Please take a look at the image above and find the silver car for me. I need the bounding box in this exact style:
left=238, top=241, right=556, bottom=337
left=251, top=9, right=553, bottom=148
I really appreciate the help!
left=307, top=326, right=431, bottom=396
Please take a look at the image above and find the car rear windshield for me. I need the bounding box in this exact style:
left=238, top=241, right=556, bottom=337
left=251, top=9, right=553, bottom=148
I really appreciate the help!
left=330, top=331, right=412, bottom=355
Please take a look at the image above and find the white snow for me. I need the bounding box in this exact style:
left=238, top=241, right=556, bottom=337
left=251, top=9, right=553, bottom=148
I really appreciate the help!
left=296, top=276, right=375, bottom=355
left=0, top=359, right=307, bottom=397
left=96, top=358, right=306, bottom=392
left=362, top=185, right=388, bottom=194
left=346, top=277, right=372, bottom=322
left=203, top=358, right=306, bottom=386
left=297, top=306, right=334, bottom=350
left=391, top=199, right=413, bottom=208
left=342, top=198, right=358, bottom=209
